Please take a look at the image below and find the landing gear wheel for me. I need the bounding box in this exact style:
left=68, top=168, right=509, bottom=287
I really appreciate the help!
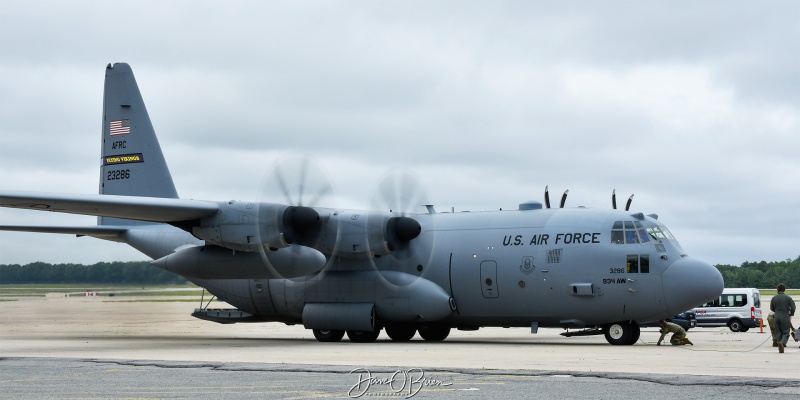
left=604, top=321, right=638, bottom=345
left=313, top=329, right=345, bottom=342
left=385, top=325, right=416, bottom=341
left=728, top=319, right=744, bottom=332
left=629, top=324, right=641, bottom=344
left=347, top=329, right=381, bottom=343
left=418, top=325, right=451, bottom=341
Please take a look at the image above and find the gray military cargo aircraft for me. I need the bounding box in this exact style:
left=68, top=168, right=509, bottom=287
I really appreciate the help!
left=0, top=63, right=724, bottom=345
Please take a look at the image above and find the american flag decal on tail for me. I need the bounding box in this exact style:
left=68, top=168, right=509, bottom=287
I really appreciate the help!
left=109, top=119, right=130, bottom=135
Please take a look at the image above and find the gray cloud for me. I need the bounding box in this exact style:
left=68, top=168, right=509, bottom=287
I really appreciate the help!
left=1, top=1, right=798, bottom=266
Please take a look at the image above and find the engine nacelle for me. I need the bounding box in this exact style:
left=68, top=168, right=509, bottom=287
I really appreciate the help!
left=192, top=201, right=292, bottom=252
left=191, top=201, right=419, bottom=259
left=151, top=244, right=326, bottom=279
left=302, top=211, right=421, bottom=258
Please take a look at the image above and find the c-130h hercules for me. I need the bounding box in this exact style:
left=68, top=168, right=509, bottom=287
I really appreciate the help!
left=0, top=63, right=723, bottom=345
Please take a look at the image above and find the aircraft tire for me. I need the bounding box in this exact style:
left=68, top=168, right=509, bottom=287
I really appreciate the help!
left=313, top=329, right=345, bottom=342
left=628, top=323, right=641, bottom=344
left=604, top=321, right=635, bottom=345
left=385, top=325, right=416, bottom=341
left=418, top=325, right=450, bottom=341
left=347, top=329, right=381, bottom=343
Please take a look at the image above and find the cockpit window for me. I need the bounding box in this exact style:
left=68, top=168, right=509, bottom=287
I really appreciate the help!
left=646, top=226, right=675, bottom=241
left=624, top=221, right=635, bottom=229
left=611, top=221, right=649, bottom=245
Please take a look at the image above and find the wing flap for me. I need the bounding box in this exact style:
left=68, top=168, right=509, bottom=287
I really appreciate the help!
left=0, top=225, right=127, bottom=237
left=0, top=191, right=219, bottom=223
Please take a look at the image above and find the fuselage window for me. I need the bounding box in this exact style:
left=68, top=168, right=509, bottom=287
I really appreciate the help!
left=641, top=255, right=650, bottom=273
left=626, top=254, right=650, bottom=274
left=627, top=254, right=639, bottom=273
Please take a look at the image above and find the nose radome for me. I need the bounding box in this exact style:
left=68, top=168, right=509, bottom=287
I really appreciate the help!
left=662, top=257, right=723, bottom=315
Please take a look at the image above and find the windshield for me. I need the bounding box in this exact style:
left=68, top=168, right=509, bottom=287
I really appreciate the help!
left=646, top=225, right=676, bottom=241
left=610, top=220, right=652, bottom=244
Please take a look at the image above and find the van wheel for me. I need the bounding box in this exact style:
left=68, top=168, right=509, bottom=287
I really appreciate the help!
left=728, top=319, right=744, bottom=332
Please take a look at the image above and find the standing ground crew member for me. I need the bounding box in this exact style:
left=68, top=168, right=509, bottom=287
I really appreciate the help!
left=657, top=320, right=693, bottom=346
left=770, top=283, right=796, bottom=354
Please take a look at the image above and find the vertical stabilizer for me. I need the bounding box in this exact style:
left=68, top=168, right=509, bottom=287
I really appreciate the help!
left=99, top=63, right=178, bottom=225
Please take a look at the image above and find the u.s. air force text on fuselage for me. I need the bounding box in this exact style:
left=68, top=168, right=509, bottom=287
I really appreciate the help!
left=502, top=232, right=601, bottom=246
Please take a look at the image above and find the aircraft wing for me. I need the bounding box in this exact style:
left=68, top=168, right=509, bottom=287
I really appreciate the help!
left=0, top=191, right=219, bottom=223
left=0, top=225, right=128, bottom=237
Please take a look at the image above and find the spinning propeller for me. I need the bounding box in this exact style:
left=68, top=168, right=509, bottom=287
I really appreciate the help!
left=254, top=158, right=429, bottom=280
left=255, top=155, right=332, bottom=279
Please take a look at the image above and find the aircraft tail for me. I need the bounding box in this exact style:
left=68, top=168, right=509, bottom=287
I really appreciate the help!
left=99, top=63, right=178, bottom=225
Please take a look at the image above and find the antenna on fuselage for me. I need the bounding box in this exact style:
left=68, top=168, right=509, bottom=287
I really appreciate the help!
left=612, top=190, right=634, bottom=211
left=544, top=186, right=551, bottom=208
left=625, top=194, right=634, bottom=211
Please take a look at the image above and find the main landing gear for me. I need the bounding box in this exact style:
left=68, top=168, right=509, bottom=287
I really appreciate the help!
left=603, top=321, right=640, bottom=345
left=311, top=324, right=452, bottom=343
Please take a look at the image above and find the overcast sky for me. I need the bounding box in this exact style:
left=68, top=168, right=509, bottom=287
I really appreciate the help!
left=1, top=1, right=798, bottom=266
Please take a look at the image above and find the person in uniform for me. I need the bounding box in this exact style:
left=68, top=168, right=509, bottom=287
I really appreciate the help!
left=767, top=311, right=778, bottom=347
left=657, top=320, right=693, bottom=346
left=770, top=283, right=796, bottom=354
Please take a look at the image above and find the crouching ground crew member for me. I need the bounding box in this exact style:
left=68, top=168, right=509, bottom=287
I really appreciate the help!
left=767, top=311, right=778, bottom=347
left=657, top=320, right=693, bottom=346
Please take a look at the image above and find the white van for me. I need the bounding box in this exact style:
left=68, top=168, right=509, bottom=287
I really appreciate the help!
left=693, top=288, right=762, bottom=332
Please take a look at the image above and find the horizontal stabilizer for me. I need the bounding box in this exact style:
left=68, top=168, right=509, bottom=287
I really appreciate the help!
left=0, top=191, right=219, bottom=223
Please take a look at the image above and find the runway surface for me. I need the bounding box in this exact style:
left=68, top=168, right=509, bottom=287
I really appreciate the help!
left=1, top=295, right=798, bottom=398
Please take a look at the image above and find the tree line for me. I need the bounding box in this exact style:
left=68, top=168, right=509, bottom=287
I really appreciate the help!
left=1, top=257, right=798, bottom=287
left=0, top=261, right=186, bottom=284
left=715, top=256, right=800, bottom=289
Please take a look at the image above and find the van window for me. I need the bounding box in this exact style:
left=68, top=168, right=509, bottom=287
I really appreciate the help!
left=753, top=293, right=760, bottom=308
left=719, top=294, right=747, bottom=307
left=702, top=299, right=719, bottom=307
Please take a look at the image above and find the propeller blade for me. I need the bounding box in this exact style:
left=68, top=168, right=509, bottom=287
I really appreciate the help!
left=297, top=157, right=308, bottom=206
left=560, top=190, right=569, bottom=208
left=274, top=163, right=294, bottom=205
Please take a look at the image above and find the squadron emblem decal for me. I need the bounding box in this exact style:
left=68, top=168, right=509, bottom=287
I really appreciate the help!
left=520, top=256, right=535, bottom=274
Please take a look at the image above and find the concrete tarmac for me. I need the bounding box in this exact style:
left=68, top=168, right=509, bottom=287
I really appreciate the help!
left=1, top=295, right=798, bottom=398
